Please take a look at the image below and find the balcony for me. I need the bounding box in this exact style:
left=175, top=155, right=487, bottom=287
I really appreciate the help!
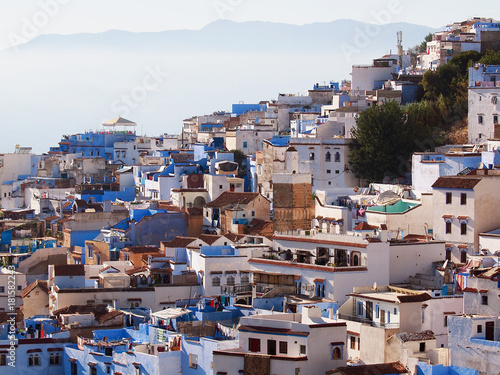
left=338, top=313, right=399, bottom=329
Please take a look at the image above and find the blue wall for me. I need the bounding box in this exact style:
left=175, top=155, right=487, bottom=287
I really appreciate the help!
left=232, top=104, right=267, bottom=116
left=417, top=363, right=479, bottom=375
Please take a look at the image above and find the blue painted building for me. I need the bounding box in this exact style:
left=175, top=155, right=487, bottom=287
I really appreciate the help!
left=232, top=103, right=267, bottom=116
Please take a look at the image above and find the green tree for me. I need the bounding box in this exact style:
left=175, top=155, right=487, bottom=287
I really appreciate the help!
left=479, top=50, right=500, bottom=65
left=349, top=101, right=418, bottom=183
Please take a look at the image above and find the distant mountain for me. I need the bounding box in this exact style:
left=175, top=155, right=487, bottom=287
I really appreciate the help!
left=0, top=20, right=435, bottom=154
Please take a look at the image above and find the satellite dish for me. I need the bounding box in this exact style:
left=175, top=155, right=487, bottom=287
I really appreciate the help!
left=372, top=282, right=378, bottom=291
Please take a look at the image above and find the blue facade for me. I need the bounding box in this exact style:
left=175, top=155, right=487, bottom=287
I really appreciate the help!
left=232, top=103, right=267, bottom=116
left=50, top=131, right=136, bottom=161
left=417, top=363, right=479, bottom=375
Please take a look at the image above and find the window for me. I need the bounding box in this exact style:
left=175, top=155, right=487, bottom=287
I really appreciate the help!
left=444, top=316, right=448, bottom=327
left=334, top=152, right=340, bottom=162
left=0, top=354, right=6, bottom=366
left=335, top=170, right=340, bottom=174
left=226, top=276, right=235, bottom=285
left=393, top=308, right=397, bottom=315
left=241, top=274, right=250, bottom=284
left=461, top=222, right=467, bottom=235
left=494, top=115, right=498, bottom=125
left=327, top=169, right=331, bottom=174
left=375, top=305, right=380, bottom=319
left=212, top=276, right=220, bottom=287
left=249, top=338, right=261, bottom=352
left=28, top=354, right=40, bottom=366
left=49, top=353, right=61, bottom=365
left=446, top=222, right=452, bottom=234
left=325, top=152, right=331, bottom=162
left=446, top=192, right=452, bottom=204
left=0, top=286, right=4, bottom=293
left=357, top=337, right=360, bottom=350
left=267, top=339, right=277, bottom=355
left=387, top=311, right=391, bottom=323
left=251, top=211, right=255, bottom=217
left=219, top=185, right=223, bottom=189
left=419, top=342, right=426, bottom=352
left=88, top=245, right=93, bottom=259
left=477, top=324, right=483, bottom=333
left=106, top=365, right=111, bottom=374
left=357, top=302, right=363, bottom=316
left=332, top=346, right=342, bottom=359
left=90, top=366, right=97, bottom=375
left=189, top=354, right=198, bottom=369
left=104, top=347, right=113, bottom=356
left=71, top=362, right=77, bottom=375
left=350, top=336, right=356, bottom=350
left=461, top=193, right=467, bottom=205
left=446, top=248, right=452, bottom=261
left=243, top=141, right=248, bottom=148
left=481, top=295, right=488, bottom=305
left=279, top=341, right=288, bottom=354
left=478, top=115, right=483, bottom=124
left=300, top=345, right=306, bottom=355
left=309, top=152, right=315, bottom=160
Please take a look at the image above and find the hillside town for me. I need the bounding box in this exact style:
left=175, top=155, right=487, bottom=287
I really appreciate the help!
left=1, top=17, right=500, bottom=375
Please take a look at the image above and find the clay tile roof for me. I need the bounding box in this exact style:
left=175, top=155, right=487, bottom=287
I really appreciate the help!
left=397, top=293, right=432, bottom=303
left=74, top=199, right=89, bottom=208
left=457, top=216, right=469, bottom=220
left=225, top=233, right=245, bottom=242
left=442, top=215, right=453, bottom=219
left=96, top=310, right=123, bottom=323
left=198, top=234, right=221, bottom=245
left=326, top=361, right=408, bottom=375
left=399, top=330, right=435, bottom=342
left=44, top=215, right=60, bottom=222
left=477, top=266, right=500, bottom=279
left=353, top=222, right=378, bottom=231
left=54, top=264, right=85, bottom=276
left=162, top=236, right=198, bottom=248
left=206, top=192, right=260, bottom=208
left=21, top=280, right=48, bottom=298
left=431, top=176, right=482, bottom=189
left=463, top=287, right=478, bottom=293
left=123, top=246, right=160, bottom=254
left=125, top=266, right=149, bottom=275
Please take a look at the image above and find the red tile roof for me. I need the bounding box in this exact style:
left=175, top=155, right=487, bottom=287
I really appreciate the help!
left=353, top=222, right=378, bottom=231
left=21, top=280, right=48, bottom=298
left=432, top=176, right=482, bottom=189
left=122, top=246, right=160, bottom=254
left=198, top=234, right=221, bottom=245
left=463, top=287, right=478, bottom=293
left=162, top=236, right=198, bottom=248
left=206, top=192, right=260, bottom=207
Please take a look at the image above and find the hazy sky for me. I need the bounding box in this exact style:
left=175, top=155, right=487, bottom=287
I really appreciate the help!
left=1, top=0, right=499, bottom=51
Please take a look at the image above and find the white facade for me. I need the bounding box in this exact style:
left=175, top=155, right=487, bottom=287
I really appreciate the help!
left=213, top=308, right=347, bottom=375
left=468, top=87, right=500, bottom=143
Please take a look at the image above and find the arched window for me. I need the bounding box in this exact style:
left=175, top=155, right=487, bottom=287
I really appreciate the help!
left=241, top=275, right=249, bottom=284
left=334, top=152, right=340, bottom=162
left=212, top=276, right=220, bottom=287
left=332, top=346, right=342, bottom=359
left=325, top=152, right=331, bottom=162
left=227, top=276, right=235, bottom=285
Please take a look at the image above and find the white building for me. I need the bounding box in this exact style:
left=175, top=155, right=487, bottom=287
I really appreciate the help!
left=468, top=64, right=500, bottom=144
left=213, top=307, right=347, bottom=375
left=432, top=171, right=500, bottom=259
